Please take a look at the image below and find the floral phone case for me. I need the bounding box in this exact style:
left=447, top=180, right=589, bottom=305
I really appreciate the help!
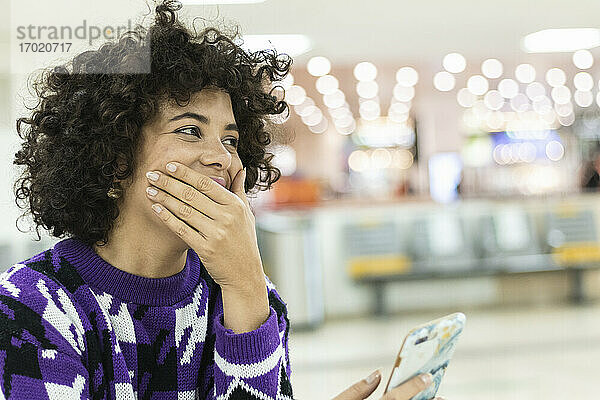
left=383, top=312, right=466, bottom=399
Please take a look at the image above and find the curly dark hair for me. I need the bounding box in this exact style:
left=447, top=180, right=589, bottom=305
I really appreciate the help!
left=13, top=0, right=293, bottom=247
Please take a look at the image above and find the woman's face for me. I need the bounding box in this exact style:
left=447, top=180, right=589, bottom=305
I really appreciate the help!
left=118, top=86, right=243, bottom=231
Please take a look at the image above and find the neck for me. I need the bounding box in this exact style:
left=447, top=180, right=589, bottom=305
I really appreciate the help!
left=93, top=202, right=189, bottom=279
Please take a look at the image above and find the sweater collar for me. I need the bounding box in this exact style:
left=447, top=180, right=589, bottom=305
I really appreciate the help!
left=53, top=237, right=201, bottom=306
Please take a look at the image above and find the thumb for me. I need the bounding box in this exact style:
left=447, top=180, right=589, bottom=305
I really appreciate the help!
left=332, top=369, right=381, bottom=400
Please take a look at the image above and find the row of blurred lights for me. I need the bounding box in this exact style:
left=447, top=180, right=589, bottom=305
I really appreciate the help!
left=434, top=50, right=599, bottom=132
left=348, top=148, right=414, bottom=172
left=282, top=50, right=598, bottom=135
left=284, top=56, right=421, bottom=135
left=435, top=49, right=594, bottom=91
left=492, top=140, right=564, bottom=166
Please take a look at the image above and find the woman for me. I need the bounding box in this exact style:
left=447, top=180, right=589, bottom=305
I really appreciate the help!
left=0, top=1, right=443, bottom=399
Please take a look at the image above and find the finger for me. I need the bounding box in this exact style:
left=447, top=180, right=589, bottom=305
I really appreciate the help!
left=165, top=161, right=232, bottom=205
left=149, top=201, right=208, bottom=248
left=146, top=168, right=220, bottom=219
left=146, top=184, right=213, bottom=235
left=380, top=373, right=432, bottom=400
left=231, top=167, right=250, bottom=209
left=332, top=369, right=381, bottom=400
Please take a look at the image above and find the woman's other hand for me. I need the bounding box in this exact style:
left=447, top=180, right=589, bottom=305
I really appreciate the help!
left=332, top=370, right=445, bottom=400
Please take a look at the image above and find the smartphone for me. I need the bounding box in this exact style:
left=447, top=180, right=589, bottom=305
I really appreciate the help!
left=383, top=312, right=466, bottom=399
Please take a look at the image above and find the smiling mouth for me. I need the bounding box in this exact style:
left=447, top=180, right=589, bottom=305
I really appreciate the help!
left=210, top=177, right=227, bottom=189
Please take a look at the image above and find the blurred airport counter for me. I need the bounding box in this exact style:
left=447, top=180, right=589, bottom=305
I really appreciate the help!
left=255, top=191, right=600, bottom=329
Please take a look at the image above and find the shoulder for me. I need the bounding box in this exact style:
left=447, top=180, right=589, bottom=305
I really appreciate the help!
left=0, top=255, right=90, bottom=361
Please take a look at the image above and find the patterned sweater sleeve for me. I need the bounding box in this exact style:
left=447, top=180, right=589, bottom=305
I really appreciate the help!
left=210, top=274, right=293, bottom=400
left=0, top=264, right=90, bottom=399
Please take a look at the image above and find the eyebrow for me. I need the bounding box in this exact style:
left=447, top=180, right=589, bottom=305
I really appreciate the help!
left=169, top=112, right=238, bottom=132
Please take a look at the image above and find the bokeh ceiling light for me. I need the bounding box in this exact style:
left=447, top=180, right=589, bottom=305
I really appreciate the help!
left=483, top=90, right=504, bottom=110
left=337, top=120, right=356, bottom=135
left=308, top=117, right=328, bottom=134
left=546, top=140, right=565, bottom=161
left=301, top=107, right=324, bottom=126
left=515, top=64, right=536, bottom=83
left=533, top=96, right=552, bottom=114
left=554, top=102, right=573, bottom=117
left=457, top=88, right=477, bottom=107
left=545, top=68, right=566, bottom=87
left=498, top=79, right=519, bottom=99
left=371, top=148, right=392, bottom=169
left=396, top=67, right=419, bottom=86
left=389, top=111, right=409, bottom=124
left=334, top=114, right=354, bottom=128
left=433, top=71, right=455, bottom=91
left=467, top=75, right=489, bottom=95
left=307, top=56, right=331, bottom=77
left=510, top=93, right=530, bottom=112
left=353, top=62, right=378, bottom=81
left=393, top=149, right=414, bottom=170
left=294, top=97, right=316, bottom=116
left=348, top=150, right=369, bottom=172
left=572, top=49, right=594, bottom=69
left=573, top=71, right=594, bottom=91
left=574, top=90, right=594, bottom=107
left=323, top=90, right=346, bottom=109
left=522, top=28, right=600, bottom=52
left=356, top=80, right=379, bottom=98
left=389, top=102, right=410, bottom=115
left=443, top=53, right=466, bottom=73
left=329, top=106, right=352, bottom=119
left=359, top=100, right=381, bottom=120
left=525, top=82, right=546, bottom=101
left=551, top=85, right=572, bottom=104
left=285, top=85, right=307, bottom=105
left=393, top=84, right=415, bottom=101
left=315, top=75, right=339, bottom=95
left=481, top=58, right=503, bottom=79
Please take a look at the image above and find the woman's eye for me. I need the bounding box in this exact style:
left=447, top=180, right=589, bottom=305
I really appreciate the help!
left=176, top=126, right=201, bottom=137
left=224, top=137, right=239, bottom=148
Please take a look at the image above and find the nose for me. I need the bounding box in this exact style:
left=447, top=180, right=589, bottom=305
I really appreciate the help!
left=198, top=137, right=232, bottom=170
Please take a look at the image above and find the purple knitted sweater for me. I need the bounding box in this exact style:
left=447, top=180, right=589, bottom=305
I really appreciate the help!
left=0, top=237, right=293, bottom=399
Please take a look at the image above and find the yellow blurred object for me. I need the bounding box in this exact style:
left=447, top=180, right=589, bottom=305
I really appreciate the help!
left=357, top=219, right=384, bottom=229
left=551, top=242, right=600, bottom=265
left=348, top=255, right=411, bottom=278
left=554, top=203, right=578, bottom=219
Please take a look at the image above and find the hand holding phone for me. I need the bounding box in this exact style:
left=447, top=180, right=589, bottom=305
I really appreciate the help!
left=383, top=312, right=466, bottom=400
left=332, top=370, right=444, bottom=400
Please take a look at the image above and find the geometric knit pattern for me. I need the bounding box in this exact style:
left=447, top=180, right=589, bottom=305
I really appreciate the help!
left=0, top=237, right=294, bottom=399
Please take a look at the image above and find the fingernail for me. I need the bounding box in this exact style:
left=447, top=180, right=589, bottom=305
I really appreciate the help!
left=152, top=204, right=162, bottom=213
left=166, top=163, right=177, bottom=172
left=146, top=187, right=158, bottom=197
left=146, top=171, right=159, bottom=181
left=365, top=370, right=380, bottom=385
left=420, top=373, right=433, bottom=386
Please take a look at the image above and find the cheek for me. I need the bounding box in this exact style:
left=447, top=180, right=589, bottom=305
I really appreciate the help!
left=228, top=157, right=243, bottom=175
left=144, top=142, right=193, bottom=170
